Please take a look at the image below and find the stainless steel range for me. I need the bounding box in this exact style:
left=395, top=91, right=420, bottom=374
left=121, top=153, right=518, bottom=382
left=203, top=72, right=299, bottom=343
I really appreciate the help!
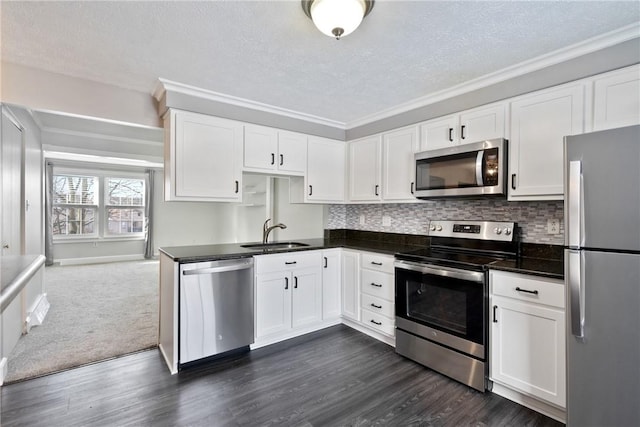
left=394, top=220, right=517, bottom=391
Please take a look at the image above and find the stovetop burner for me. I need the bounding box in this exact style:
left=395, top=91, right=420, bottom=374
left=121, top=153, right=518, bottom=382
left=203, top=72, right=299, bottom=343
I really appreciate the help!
left=395, top=220, right=518, bottom=270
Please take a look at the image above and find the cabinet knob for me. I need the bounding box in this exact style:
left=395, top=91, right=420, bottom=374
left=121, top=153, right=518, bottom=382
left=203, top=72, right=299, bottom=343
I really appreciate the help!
left=2, top=244, right=9, bottom=249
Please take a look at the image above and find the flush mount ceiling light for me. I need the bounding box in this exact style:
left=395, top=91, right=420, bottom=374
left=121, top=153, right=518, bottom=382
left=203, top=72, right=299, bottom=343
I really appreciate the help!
left=302, top=0, right=375, bottom=40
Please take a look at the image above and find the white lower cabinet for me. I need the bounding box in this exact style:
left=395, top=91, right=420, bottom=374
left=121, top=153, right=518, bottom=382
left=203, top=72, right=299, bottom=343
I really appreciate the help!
left=489, top=270, right=566, bottom=421
left=253, top=250, right=333, bottom=348
left=360, top=252, right=395, bottom=337
left=341, top=249, right=360, bottom=321
left=321, top=249, right=342, bottom=321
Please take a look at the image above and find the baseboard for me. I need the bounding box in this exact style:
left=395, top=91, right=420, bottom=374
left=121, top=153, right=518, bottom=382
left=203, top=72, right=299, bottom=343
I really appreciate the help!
left=0, top=357, right=7, bottom=386
left=25, top=294, right=50, bottom=333
left=490, top=382, right=566, bottom=423
left=341, top=317, right=396, bottom=347
left=251, top=318, right=342, bottom=350
left=56, top=254, right=145, bottom=266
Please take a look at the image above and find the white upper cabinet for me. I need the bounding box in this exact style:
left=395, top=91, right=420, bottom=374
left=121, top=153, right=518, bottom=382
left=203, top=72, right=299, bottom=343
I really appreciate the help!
left=592, top=64, right=640, bottom=131
left=419, top=114, right=459, bottom=151
left=304, top=136, right=346, bottom=203
left=244, top=124, right=307, bottom=175
left=348, top=135, right=382, bottom=202
left=347, top=126, right=419, bottom=203
left=382, top=126, right=420, bottom=201
left=508, top=83, right=586, bottom=200
left=419, top=102, right=506, bottom=151
left=165, top=109, right=243, bottom=202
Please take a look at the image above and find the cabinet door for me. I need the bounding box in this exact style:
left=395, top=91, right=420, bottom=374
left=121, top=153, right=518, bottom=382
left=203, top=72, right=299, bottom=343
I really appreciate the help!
left=459, top=103, right=505, bottom=143
left=509, top=84, right=585, bottom=200
left=244, top=125, right=278, bottom=171
left=278, top=131, right=307, bottom=175
left=593, top=65, right=640, bottom=131
left=255, top=272, right=291, bottom=338
left=172, top=111, right=243, bottom=201
left=419, top=114, right=459, bottom=151
left=341, top=250, right=360, bottom=321
left=321, top=249, right=341, bottom=320
left=291, top=267, right=322, bottom=329
left=382, top=126, right=419, bottom=201
left=490, top=295, right=566, bottom=408
left=348, top=136, right=382, bottom=202
left=306, top=137, right=346, bottom=202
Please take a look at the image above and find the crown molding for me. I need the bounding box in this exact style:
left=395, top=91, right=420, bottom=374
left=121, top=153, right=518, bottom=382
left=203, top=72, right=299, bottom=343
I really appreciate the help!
left=346, top=22, right=640, bottom=129
left=154, top=78, right=347, bottom=130
left=40, top=127, right=163, bottom=147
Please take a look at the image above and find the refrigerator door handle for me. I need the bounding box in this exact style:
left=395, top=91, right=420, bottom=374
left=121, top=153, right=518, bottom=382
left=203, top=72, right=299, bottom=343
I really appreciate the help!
left=568, top=250, right=585, bottom=339
left=568, top=161, right=582, bottom=248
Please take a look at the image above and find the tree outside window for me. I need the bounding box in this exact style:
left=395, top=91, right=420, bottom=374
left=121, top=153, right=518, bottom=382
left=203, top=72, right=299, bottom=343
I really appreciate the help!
left=52, top=173, right=145, bottom=239
left=52, top=175, right=98, bottom=236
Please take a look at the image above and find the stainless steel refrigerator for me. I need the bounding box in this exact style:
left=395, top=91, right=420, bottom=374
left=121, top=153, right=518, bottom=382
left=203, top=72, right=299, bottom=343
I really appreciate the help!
left=564, top=125, right=640, bottom=427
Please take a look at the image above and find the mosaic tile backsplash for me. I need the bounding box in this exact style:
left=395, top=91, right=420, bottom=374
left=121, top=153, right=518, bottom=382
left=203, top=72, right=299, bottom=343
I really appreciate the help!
left=327, top=200, right=565, bottom=245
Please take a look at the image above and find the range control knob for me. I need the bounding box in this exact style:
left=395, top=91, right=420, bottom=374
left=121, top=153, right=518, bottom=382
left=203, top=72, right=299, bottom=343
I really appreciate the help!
left=430, top=225, right=436, bottom=231
left=494, top=227, right=502, bottom=235
left=436, top=225, right=443, bottom=232
left=504, top=228, right=512, bottom=236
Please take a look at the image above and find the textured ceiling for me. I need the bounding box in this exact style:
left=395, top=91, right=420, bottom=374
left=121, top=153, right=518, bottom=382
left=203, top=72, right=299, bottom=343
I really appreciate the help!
left=2, top=1, right=639, bottom=125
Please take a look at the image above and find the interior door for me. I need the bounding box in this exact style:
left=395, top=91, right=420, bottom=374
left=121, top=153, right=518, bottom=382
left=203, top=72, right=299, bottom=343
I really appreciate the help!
left=1, top=107, right=23, bottom=256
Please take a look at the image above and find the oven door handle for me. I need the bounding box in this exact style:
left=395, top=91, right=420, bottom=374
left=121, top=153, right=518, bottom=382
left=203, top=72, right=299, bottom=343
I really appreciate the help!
left=394, top=260, right=485, bottom=283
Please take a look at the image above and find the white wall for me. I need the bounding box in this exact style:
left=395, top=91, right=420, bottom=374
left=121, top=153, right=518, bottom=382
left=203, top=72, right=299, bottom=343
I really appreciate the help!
left=271, top=177, right=324, bottom=241
left=1, top=62, right=160, bottom=128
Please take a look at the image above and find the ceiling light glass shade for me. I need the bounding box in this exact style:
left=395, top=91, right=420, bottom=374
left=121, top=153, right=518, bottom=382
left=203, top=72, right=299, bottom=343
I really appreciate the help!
left=302, top=0, right=374, bottom=40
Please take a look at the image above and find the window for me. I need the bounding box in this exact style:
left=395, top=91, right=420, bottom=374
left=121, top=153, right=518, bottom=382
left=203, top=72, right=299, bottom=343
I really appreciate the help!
left=106, top=177, right=145, bottom=235
left=52, top=175, right=98, bottom=236
left=53, top=171, right=145, bottom=239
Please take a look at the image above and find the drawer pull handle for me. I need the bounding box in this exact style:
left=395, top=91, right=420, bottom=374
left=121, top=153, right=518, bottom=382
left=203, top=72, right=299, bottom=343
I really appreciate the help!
left=515, top=287, right=539, bottom=295
left=271, top=153, right=275, bottom=165
left=493, top=305, right=498, bottom=323
left=285, top=261, right=297, bottom=265
left=284, top=277, right=289, bottom=290
left=371, top=282, right=382, bottom=288
left=448, top=128, right=454, bottom=142
left=280, top=154, right=284, bottom=166
left=371, top=261, right=383, bottom=266
left=294, top=276, right=298, bottom=289
left=323, top=257, right=328, bottom=268
left=370, top=303, right=382, bottom=309
left=370, top=319, right=382, bottom=326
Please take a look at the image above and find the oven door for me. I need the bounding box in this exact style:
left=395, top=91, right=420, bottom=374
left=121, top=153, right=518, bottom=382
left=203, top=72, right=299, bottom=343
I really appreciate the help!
left=395, top=260, right=486, bottom=359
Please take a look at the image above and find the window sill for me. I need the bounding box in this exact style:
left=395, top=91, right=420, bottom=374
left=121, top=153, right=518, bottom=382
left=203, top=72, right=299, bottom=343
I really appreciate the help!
left=53, top=236, right=145, bottom=244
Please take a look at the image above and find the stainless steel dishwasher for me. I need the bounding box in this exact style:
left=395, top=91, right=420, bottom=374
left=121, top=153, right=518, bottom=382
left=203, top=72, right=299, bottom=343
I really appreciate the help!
left=179, top=258, right=254, bottom=364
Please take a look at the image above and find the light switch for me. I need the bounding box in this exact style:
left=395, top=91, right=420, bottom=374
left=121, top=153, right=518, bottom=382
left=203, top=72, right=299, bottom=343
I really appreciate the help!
left=382, top=216, right=391, bottom=227
left=359, top=214, right=366, bottom=225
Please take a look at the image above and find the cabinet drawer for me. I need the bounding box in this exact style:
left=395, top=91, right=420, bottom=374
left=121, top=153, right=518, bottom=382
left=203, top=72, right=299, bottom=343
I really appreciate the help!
left=361, top=252, right=395, bottom=274
left=255, top=251, right=321, bottom=274
left=361, top=294, right=394, bottom=318
left=490, top=271, right=565, bottom=309
left=361, top=269, right=394, bottom=300
left=361, top=309, right=395, bottom=336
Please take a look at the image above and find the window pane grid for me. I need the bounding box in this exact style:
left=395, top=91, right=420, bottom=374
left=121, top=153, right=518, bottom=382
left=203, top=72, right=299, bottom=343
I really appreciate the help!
left=52, top=173, right=146, bottom=239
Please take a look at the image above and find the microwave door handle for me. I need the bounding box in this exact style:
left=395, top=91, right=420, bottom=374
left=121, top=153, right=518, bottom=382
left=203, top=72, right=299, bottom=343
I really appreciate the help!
left=475, top=151, right=484, bottom=186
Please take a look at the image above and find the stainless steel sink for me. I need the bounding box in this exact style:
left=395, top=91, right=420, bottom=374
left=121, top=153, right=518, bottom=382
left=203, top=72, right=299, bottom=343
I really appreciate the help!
left=240, top=242, right=310, bottom=250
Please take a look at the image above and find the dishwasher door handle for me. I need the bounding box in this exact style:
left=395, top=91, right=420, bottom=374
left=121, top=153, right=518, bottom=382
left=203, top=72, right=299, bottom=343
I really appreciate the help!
left=183, top=261, right=253, bottom=275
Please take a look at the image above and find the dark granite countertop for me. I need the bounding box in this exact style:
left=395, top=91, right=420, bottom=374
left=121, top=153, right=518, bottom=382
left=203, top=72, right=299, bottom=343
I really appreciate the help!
left=160, top=229, right=565, bottom=279
left=1, top=254, right=46, bottom=312
left=489, top=258, right=564, bottom=280
left=159, top=237, right=424, bottom=263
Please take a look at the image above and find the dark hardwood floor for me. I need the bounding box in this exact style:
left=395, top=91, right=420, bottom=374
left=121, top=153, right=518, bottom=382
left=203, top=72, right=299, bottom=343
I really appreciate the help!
left=1, top=325, right=563, bottom=426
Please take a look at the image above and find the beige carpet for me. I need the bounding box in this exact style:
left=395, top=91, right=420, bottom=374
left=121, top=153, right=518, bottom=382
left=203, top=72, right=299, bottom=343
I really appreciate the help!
left=5, top=260, right=159, bottom=383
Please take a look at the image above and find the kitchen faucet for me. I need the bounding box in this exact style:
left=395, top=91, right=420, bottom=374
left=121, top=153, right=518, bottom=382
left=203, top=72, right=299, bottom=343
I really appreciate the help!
left=262, top=218, right=287, bottom=243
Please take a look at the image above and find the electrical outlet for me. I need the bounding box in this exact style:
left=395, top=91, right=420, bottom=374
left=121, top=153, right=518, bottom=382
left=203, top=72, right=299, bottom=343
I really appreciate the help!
left=547, top=219, right=560, bottom=234
left=359, top=214, right=366, bottom=225
left=382, top=216, right=391, bottom=227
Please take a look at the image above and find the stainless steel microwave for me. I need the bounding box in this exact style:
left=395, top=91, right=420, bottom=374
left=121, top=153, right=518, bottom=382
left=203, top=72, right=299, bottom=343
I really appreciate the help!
left=414, top=138, right=508, bottom=199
